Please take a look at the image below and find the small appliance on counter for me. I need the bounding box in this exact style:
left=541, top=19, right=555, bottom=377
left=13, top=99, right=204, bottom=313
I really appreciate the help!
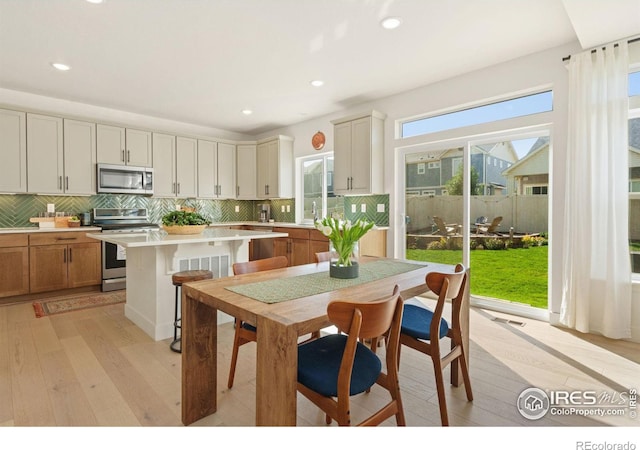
left=258, top=204, right=270, bottom=223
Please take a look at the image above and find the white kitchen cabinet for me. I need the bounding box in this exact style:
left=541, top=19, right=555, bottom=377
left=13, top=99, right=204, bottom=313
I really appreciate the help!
left=236, top=144, right=256, bottom=199
left=175, top=136, right=198, bottom=198
left=153, top=134, right=197, bottom=198
left=63, top=119, right=97, bottom=195
left=97, top=124, right=152, bottom=167
left=0, top=108, right=27, bottom=193
left=256, top=135, right=293, bottom=198
left=197, top=140, right=236, bottom=199
left=331, top=111, right=385, bottom=195
left=27, top=114, right=96, bottom=195
left=152, top=132, right=176, bottom=197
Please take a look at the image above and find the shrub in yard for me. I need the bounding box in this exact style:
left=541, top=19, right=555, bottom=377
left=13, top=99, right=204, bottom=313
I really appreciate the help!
left=470, top=239, right=478, bottom=250
left=427, top=238, right=448, bottom=250
left=484, top=238, right=507, bottom=250
left=522, top=234, right=547, bottom=248
left=447, top=237, right=462, bottom=250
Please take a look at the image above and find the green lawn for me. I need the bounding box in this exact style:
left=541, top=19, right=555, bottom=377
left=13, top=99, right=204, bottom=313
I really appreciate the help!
left=406, top=246, right=548, bottom=309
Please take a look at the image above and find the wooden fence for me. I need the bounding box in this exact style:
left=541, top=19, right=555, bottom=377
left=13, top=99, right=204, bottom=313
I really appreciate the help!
left=405, top=194, right=549, bottom=235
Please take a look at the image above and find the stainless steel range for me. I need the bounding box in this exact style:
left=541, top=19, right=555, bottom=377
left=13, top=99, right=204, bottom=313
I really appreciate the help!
left=93, top=208, right=159, bottom=291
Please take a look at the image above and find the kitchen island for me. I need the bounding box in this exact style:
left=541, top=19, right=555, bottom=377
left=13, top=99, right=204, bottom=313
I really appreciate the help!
left=86, top=227, right=288, bottom=341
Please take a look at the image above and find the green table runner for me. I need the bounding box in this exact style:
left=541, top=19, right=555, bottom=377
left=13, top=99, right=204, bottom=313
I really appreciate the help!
left=225, top=260, right=425, bottom=304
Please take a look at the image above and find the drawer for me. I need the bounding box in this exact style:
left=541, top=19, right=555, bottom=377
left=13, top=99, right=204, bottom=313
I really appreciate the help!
left=273, top=227, right=309, bottom=240
left=309, top=229, right=329, bottom=242
left=0, top=234, right=29, bottom=248
left=29, top=231, right=97, bottom=246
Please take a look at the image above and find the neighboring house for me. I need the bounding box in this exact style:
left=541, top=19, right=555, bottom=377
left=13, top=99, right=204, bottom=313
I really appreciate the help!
left=503, top=137, right=550, bottom=196
left=405, top=142, right=517, bottom=196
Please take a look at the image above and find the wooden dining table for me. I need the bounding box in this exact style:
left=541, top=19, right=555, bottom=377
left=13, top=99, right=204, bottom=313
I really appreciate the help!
left=180, top=256, right=470, bottom=426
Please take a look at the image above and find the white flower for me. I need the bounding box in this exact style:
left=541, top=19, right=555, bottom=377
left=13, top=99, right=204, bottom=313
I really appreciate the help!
left=321, top=225, right=332, bottom=237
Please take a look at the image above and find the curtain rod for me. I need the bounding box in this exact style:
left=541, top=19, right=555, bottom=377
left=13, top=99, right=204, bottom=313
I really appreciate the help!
left=562, top=36, right=640, bottom=61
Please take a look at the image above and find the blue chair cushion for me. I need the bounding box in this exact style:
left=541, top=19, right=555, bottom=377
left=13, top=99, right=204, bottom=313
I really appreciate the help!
left=401, top=304, right=449, bottom=341
left=242, top=322, right=256, bottom=333
left=297, top=334, right=381, bottom=397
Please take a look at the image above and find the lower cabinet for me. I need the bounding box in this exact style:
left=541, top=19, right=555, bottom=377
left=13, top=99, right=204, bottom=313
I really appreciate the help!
left=0, top=234, right=30, bottom=298
left=274, top=227, right=310, bottom=267
left=29, top=232, right=101, bottom=293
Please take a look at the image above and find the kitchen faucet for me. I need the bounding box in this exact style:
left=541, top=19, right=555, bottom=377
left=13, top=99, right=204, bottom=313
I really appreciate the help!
left=311, top=201, right=318, bottom=222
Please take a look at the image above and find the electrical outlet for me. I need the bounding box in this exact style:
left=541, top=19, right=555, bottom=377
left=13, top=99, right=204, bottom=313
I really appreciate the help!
left=286, top=205, right=290, bottom=212
left=235, top=205, right=240, bottom=213
left=351, top=204, right=356, bottom=213
left=361, top=204, right=366, bottom=213
left=377, top=204, right=385, bottom=213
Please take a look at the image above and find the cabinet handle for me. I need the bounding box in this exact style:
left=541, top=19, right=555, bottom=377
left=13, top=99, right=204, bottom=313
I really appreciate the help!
left=218, top=185, right=222, bottom=196
left=172, top=182, right=176, bottom=194
left=236, top=186, right=239, bottom=197
left=127, top=150, right=130, bottom=163
left=63, top=248, right=67, bottom=263
left=65, top=176, right=69, bottom=190
left=122, top=149, right=125, bottom=162
left=69, top=248, right=72, bottom=263
left=56, top=237, right=77, bottom=241
left=177, top=182, right=180, bottom=194
left=58, top=176, right=62, bottom=190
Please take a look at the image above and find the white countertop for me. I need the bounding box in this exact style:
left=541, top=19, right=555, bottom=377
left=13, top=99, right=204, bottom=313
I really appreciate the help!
left=86, top=227, right=289, bottom=248
left=212, top=221, right=390, bottom=231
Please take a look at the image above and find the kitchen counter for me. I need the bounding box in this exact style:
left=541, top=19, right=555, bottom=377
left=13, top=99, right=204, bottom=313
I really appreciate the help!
left=85, top=227, right=286, bottom=248
left=212, top=221, right=390, bottom=230
left=86, top=227, right=289, bottom=341
left=0, top=226, right=102, bottom=234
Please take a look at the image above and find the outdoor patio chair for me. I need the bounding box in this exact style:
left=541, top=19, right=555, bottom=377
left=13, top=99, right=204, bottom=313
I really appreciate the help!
left=476, top=216, right=502, bottom=235
left=432, top=216, right=461, bottom=236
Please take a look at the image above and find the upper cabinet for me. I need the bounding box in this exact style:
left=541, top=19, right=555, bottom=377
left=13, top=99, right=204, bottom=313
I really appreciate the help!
left=0, top=109, right=27, bottom=193
left=197, top=140, right=236, bottom=199
left=26, top=114, right=96, bottom=195
left=63, top=119, right=97, bottom=195
left=152, top=133, right=197, bottom=198
left=97, top=124, right=152, bottom=167
left=256, top=135, right=293, bottom=199
left=331, top=111, right=385, bottom=195
left=152, top=132, right=177, bottom=197
left=236, top=144, right=256, bottom=199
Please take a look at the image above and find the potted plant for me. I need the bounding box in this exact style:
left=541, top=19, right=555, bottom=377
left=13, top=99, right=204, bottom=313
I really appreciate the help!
left=161, top=210, right=211, bottom=235
left=315, top=217, right=374, bottom=279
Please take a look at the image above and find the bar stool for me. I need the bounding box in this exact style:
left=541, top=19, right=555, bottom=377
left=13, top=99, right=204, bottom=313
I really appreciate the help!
left=170, top=269, right=214, bottom=353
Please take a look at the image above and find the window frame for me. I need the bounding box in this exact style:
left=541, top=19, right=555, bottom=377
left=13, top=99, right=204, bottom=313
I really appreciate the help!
left=297, top=152, right=334, bottom=224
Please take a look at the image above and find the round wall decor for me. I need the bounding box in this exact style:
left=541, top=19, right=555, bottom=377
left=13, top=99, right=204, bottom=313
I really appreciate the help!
left=312, top=131, right=325, bottom=150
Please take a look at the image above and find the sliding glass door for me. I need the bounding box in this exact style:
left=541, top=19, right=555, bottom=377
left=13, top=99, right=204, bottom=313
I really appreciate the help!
left=402, top=131, right=550, bottom=315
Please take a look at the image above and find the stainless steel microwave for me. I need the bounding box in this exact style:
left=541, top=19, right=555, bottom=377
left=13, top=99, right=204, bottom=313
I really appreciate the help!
left=97, top=163, right=154, bottom=195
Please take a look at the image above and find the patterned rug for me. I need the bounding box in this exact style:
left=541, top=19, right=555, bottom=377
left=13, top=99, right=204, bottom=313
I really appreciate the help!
left=33, top=291, right=126, bottom=318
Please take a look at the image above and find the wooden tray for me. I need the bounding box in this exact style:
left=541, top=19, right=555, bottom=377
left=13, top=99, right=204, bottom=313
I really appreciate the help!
left=29, top=217, right=73, bottom=228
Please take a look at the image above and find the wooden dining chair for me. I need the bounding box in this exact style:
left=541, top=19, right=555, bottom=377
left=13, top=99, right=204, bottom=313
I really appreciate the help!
left=399, top=263, right=472, bottom=426
left=228, top=256, right=320, bottom=389
left=297, top=287, right=406, bottom=426
left=228, top=256, right=289, bottom=389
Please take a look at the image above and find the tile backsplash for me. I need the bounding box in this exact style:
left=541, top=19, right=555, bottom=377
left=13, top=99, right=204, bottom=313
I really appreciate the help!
left=0, top=193, right=389, bottom=228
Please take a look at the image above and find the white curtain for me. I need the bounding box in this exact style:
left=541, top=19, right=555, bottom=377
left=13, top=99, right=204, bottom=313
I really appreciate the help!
left=561, top=41, right=632, bottom=339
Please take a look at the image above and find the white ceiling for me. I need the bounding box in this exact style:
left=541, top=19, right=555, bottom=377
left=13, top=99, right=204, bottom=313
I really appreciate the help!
left=1, top=0, right=639, bottom=136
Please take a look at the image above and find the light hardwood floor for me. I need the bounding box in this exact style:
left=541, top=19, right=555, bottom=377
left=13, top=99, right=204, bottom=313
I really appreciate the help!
left=1, top=293, right=638, bottom=427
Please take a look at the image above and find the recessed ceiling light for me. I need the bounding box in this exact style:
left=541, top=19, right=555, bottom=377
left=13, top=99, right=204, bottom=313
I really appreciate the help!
left=86, top=0, right=105, bottom=4
left=241, top=109, right=253, bottom=115
left=310, top=80, right=324, bottom=87
left=380, top=17, right=402, bottom=30
left=51, top=62, right=71, bottom=71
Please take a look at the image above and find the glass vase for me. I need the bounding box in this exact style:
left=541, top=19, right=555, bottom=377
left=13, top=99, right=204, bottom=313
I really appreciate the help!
left=329, top=241, right=359, bottom=279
